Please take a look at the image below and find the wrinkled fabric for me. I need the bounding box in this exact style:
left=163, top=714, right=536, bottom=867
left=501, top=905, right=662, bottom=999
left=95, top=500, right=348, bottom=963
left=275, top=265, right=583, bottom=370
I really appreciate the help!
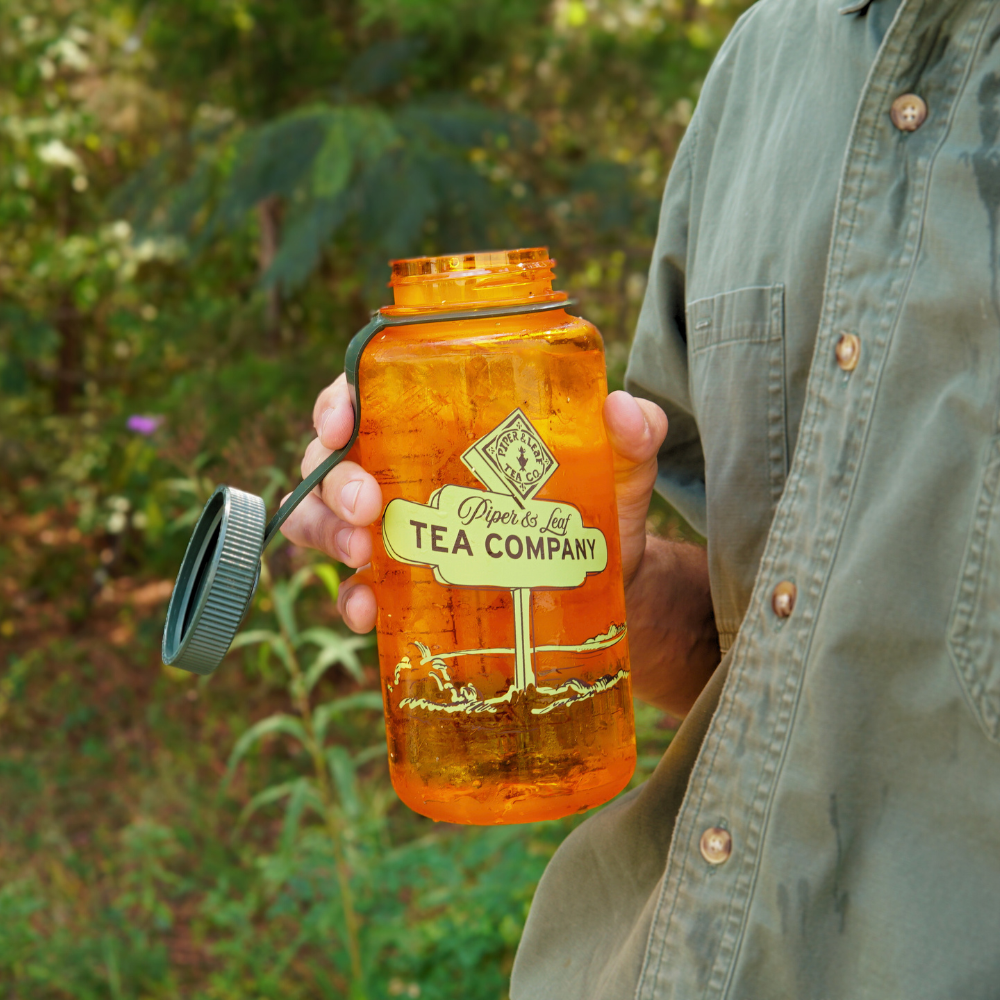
left=512, top=0, right=1000, bottom=997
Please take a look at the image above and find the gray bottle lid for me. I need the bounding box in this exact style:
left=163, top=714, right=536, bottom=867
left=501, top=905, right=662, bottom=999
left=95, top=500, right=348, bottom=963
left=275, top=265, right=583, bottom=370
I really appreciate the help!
left=161, top=486, right=265, bottom=674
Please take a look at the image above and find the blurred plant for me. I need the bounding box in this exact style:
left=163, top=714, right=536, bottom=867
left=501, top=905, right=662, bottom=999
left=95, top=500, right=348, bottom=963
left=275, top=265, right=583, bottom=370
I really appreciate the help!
left=210, top=553, right=677, bottom=996
left=1, top=0, right=737, bottom=995
left=0, top=542, right=675, bottom=997
left=113, top=0, right=754, bottom=327
left=223, top=556, right=377, bottom=996
left=1, top=0, right=750, bottom=588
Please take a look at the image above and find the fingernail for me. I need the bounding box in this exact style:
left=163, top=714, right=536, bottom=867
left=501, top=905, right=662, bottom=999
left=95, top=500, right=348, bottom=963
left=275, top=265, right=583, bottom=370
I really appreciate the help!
left=341, top=479, right=362, bottom=513
left=343, top=588, right=359, bottom=623
left=319, top=407, right=334, bottom=441
left=336, top=527, right=353, bottom=559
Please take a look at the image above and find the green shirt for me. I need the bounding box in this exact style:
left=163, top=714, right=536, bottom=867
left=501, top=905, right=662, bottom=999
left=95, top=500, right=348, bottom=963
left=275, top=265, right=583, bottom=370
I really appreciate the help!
left=512, top=1, right=1000, bottom=997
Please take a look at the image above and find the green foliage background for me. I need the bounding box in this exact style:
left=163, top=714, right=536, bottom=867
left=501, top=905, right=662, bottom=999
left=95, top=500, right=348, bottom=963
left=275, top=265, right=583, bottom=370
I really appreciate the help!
left=0, top=1, right=749, bottom=996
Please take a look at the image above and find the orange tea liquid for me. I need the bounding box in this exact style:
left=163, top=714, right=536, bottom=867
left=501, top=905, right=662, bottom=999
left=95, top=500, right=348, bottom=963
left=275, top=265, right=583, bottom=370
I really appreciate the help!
left=356, top=249, right=635, bottom=824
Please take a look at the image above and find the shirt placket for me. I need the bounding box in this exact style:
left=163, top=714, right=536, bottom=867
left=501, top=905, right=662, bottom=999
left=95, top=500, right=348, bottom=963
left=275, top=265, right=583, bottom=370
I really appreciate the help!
left=636, top=1, right=994, bottom=997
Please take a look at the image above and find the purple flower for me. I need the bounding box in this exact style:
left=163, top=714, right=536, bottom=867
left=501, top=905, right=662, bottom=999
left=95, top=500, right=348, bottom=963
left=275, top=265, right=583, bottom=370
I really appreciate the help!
left=127, top=414, right=163, bottom=435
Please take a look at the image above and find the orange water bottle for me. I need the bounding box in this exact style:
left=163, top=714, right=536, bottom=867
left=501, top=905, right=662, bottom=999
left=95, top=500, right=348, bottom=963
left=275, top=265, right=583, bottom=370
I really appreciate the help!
left=162, top=247, right=634, bottom=825
left=359, top=248, right=634, bottom=823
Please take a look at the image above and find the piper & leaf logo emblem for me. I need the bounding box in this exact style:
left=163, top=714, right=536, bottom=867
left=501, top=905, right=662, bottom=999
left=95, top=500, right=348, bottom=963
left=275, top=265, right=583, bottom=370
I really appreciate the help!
left=461, top=408, right=556, bottom=505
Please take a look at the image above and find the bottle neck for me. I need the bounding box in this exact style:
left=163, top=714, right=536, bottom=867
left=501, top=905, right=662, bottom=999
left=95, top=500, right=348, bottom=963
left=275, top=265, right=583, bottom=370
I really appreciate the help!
left=381, top=247, right=568, bottom=315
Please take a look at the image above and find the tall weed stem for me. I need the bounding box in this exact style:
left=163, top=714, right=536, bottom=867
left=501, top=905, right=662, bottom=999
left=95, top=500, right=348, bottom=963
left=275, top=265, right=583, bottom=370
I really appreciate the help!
left=264, top=558, right=367, bottom=998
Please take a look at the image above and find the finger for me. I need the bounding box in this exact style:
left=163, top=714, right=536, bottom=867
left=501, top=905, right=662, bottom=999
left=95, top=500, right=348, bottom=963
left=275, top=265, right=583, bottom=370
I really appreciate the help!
left=302, top=435, right=334, bottom=477
left=603, top=391, right=668, bottom=469
left=311, top=372, right=346, bottom=429
left=603, top=394, right=668, bottom=583
left=278, top=492, right=373, bottom=567
left=318, top=460, right=383, bottom=526
left=338, top=569, right=377, bottom=634
left=300, top=443, right=383, bottom=527
left=311, top=374, right=356, bottom=451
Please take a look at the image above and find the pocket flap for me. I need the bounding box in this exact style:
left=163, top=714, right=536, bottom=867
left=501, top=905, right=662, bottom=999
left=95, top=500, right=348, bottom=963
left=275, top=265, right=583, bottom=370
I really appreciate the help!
left=687, top=285, right=785, bottom=353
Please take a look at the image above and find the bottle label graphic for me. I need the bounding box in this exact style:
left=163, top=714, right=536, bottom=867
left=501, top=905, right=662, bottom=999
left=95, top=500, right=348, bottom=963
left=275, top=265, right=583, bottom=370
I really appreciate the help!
left=472, top=408, right=557, bottom=502
left=381, top=408, right=627, bottom=713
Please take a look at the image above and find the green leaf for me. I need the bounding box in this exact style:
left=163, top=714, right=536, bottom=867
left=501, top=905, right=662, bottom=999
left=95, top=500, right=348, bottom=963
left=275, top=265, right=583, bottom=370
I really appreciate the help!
left=299, top=627, right=369, bottom=686
left=270, top=579, right=299, bottom=644
left=305, top=643, right=362, bottom=689
left=238, top=632, right=294, bottom=672
left=311, top=116, right=353, bottom=199
left=162, top=156, right=213, bottom=237
left=345, top=37, right=427, bottom=97
left=210, top=108, right=328, bottom=233
left=259, top=465, right=290, bottom=508
left=234, top=778, right=326, bottom=840
left=326, top=745, right=361, bottom=820
left=222, top=713, right=309, bottom=790
left=313, top=690, right=384, bottom=743
left=162, top=477, right=201, bottom=494
left=234, top=779, right=300, bottom=833
left=271, top=565, right=318, bottom=645
left=262, top=194, right=348, bottom=293
left=287, top=564, right=316, bottom=604
left=167, top=505, right=203, bottom=532
left=229, top=629, right=280, bottom=650
left=280, top=777, right=311, bottom=853
left=268, top=634, right=296, bottom=672
left=353, top=742, right=388, bottom=766
left=313, top=564, right=340, bottom=603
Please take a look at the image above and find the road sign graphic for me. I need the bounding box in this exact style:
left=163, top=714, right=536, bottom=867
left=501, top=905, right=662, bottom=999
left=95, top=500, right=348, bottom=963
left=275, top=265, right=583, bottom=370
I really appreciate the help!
left=461, top=408, right=557, bottom=504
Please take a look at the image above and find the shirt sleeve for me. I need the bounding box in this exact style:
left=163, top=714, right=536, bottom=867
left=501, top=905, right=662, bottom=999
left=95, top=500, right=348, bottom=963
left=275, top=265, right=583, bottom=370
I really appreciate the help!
left=624, top=117, right=706, bottom=535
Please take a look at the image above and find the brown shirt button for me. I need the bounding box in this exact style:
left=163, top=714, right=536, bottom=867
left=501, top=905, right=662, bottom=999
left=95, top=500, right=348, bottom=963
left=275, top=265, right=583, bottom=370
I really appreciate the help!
left=835, top=333, right=861, bottom=372
left=772, top=581, right=797, bottom=618
left=700, top=827, right=732, bottom=865
left=890, top=94, right=928, bottom=132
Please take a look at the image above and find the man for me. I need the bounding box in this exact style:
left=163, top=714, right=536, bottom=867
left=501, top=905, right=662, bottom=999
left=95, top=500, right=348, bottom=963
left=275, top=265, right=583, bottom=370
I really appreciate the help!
left=284, top=0, right=1000, bottom=995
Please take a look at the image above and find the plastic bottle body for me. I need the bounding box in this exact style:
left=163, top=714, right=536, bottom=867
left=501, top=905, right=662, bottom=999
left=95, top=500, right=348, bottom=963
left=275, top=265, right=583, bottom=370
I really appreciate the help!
left=357, top=252, right=635, bottom=824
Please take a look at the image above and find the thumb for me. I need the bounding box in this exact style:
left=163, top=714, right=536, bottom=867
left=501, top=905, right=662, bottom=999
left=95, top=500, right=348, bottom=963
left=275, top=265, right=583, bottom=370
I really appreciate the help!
left=603, top=391, right=668, bottom=584
left=604, top=390, right=668, bottom=474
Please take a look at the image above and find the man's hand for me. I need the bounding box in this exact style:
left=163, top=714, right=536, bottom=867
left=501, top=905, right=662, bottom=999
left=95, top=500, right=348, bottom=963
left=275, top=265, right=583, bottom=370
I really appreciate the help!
left=281, top=378, right=719, bottom=716
left=602, top=391, right=719, bottom=715
left=280, top=373, right=381, bottom=632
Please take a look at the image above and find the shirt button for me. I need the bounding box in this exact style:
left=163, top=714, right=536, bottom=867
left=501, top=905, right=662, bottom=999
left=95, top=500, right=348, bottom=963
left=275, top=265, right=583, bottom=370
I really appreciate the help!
left=772, top=581, right=796, bottom=618
left=890, top=93, right=928, bottom=132
left=835, top=333, right=861, bottom=372
left=700, top=827, right=732, bottom=865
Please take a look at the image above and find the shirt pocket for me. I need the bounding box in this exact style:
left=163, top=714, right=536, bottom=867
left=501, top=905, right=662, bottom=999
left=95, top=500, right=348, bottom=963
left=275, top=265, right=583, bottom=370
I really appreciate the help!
left=687, top=284, right=787, bottom=651
left=947, top=435, right=1000, bottom=745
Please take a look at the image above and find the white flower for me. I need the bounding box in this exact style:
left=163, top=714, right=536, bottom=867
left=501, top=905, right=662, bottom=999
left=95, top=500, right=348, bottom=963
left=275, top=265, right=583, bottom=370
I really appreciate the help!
left=37, top=139, right=83, bottom=171
left=49, top=37, right=90, bottom=71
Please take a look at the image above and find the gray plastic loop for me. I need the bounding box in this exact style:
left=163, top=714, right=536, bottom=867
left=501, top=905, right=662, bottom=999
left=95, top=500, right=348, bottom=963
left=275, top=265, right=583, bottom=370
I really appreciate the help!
left=162, top=296, right=576, bottom=675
